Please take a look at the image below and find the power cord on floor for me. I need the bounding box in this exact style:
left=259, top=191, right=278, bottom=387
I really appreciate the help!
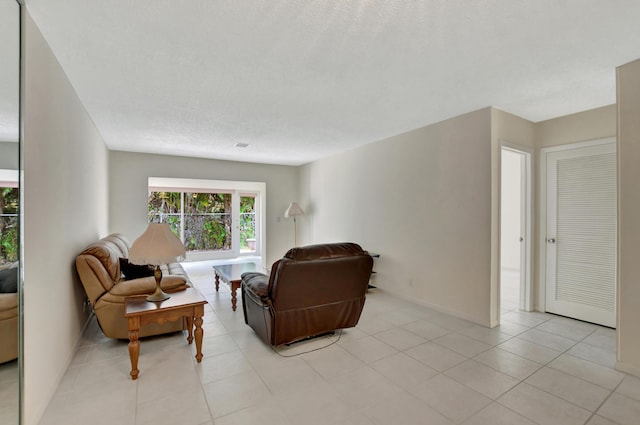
left=272, top=329, right=342, bottom=357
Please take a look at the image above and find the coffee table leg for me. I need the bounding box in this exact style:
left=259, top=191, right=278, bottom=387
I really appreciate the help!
left=128, top=317, right=140, bottom=380
left=194, top=305, right=204, bottom=362
left=186, top=315, right=194, bottom=344
left=231, top=280, right=240, bottom=311
left=214, top=272, right=220, bottom=292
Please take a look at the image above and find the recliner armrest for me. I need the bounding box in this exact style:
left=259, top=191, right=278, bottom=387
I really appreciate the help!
left=241, top=272, right=269, bottom=300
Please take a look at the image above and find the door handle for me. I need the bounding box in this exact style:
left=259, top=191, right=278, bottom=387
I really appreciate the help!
left=547, top=238, right=556, bottom=243
left=519, top=237, right=524, bottom=242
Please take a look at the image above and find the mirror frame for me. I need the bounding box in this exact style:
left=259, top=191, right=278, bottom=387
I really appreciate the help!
left=17, top=1, right=23, bottom=424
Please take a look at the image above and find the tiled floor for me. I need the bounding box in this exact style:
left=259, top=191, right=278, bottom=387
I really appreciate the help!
left=37, top=262, right=640, bottom=425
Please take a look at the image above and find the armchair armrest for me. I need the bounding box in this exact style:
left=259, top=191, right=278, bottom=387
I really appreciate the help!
left=109, top=275, right=188, bottom=297
left=241, top=272, right=269, bottom=301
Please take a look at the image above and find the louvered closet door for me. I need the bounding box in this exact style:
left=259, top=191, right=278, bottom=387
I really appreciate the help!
left=545, top=142, right=617, bottom=327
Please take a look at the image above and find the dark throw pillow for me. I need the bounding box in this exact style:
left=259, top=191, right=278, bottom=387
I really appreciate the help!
left=119, top=258, right=155, bottom=280
left=0, top=267, right=18, bottom=293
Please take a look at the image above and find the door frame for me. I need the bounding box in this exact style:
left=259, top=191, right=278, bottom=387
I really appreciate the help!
left=500, top=142, right=533, bottom=313
left=537, top=137, right=616, bottom=312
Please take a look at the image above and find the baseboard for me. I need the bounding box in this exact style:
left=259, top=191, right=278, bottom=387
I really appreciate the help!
left=616, top=360, right=640, bottom=378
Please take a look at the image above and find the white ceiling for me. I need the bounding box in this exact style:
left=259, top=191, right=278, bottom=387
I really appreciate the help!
left=20, top=0, right=640, bottom=165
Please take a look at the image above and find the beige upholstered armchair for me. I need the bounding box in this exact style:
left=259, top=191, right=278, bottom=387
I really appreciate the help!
left=76, top=233, right=190, bottom=339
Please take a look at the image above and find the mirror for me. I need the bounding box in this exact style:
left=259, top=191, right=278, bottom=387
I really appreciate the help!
left=0, top=0, right=20, bottom=424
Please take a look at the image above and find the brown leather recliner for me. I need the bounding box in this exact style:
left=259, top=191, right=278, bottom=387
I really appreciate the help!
left=241, top=243, right=373, bottom=346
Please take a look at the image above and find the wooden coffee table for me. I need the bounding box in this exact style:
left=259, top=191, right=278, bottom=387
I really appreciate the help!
left=213, top=262, right=264, bottom=311
left=124, top=288, right=208, bottom=380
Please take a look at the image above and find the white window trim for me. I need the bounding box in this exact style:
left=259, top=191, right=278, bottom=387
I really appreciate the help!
left=148, top=177, right=266, bottom=264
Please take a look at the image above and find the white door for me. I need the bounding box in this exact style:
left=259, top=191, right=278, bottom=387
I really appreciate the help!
left=545, top=141, right=617, bottom=327
left=501, top=148, right=530, bottom=312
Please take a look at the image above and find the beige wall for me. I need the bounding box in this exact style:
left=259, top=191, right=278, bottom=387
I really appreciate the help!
left=300, top=108, right=494, bottom=325
left=0, top=142, right=18, bottom=169
left=108, top=151, right=299, bottom=267
left=22, top=11, right=109, bottom=425
left=616, top=59, right=640, bottom=376
left=536, top=104, right=617, bottom=148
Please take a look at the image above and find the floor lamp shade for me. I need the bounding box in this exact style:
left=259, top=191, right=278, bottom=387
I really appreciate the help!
left=284, top=202, right=304, bottom=218
left=128, top=223, right=186, bottom=301
left=284, top=202, right=304, bottom=246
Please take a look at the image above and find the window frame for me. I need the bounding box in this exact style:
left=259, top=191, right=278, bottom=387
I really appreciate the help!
left=148, top=177, right=266, bottom=263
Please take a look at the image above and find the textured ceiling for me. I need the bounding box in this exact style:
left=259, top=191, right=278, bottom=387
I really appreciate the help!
left=21, top=0, right=640, bottom=165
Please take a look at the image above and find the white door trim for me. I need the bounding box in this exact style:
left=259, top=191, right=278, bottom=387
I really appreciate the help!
left=537, top=137, right=616, bottom=312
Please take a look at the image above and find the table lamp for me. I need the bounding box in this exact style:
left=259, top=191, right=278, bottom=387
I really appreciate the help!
left=128, top=223, right=186, bottom=302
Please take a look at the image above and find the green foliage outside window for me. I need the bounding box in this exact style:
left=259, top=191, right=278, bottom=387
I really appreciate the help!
left=0, top=187, right=18, bottom=267
left=148, top=191, right=257, bottom=253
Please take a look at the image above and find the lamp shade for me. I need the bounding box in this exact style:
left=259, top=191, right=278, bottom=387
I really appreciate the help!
left=284, top=202, right=304, bottom=218
left=128, top=223, right=186, bottom=265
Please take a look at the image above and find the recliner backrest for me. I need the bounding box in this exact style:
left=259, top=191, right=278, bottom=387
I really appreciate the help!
left=268, top=243, right=373, bottom=311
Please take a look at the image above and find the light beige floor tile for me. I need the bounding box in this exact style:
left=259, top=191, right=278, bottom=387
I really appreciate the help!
left=303, top=344, right=366, bottom=380
left=548, top=354, right=625, bottom=390
left=339, top=335, right=398, bottom=364
left=525, top=367, right=611, bottom=411
left=274, top=381, right=352, bottom=425
left=582, top=328, right=617, bottom=352
left=136, top=386, right=211, bottom=425
left=433, top=333, right=493, bottom=357
left=473, top=347, right=542, bottom=380
left=461, top=402, right=537, bottom=425
left=457, top=325, right=513, bottom=346
left=370, top=352, right=439, bottom=391
left=444, top=359, right=519, bottom=399
left=373, top=327, right=427, bottom=350
left=501, top=311, right=551, bottom=327
left=328, top=366, right=405, bottom=410
left=401, top=319, right=452, bottom=340
left=355, top=316, right=396, bottom=335
left=597, top=393, right=640, bottom=425
left=495, top=320, right=531, bottom=336
left=256, top=356, right=324, bottom=395
left=411, top=373, right=492, bottom=423
left=518, top=328, right=578, bottom=352
left=363, top=390, right=455, bottom=425
left=617, top=375, right=640, bottom=401
left=497, top=337, right=562, bottom=364
left=428, top=313, right=474, bottom=332
left=535, top=319, right=596, bottom=341
left=568, top=342, right=617, bottom=368
left=202, top=370, right=271, bottom=418
left=498, top=383, right=592, bottom=425
left=212, top=399, right=293, bottom=425
left=196, top=349, right=254, bottom=385
left=405, top=342, right=467, bottom=372
left=586, top=414, right=622, bottom=425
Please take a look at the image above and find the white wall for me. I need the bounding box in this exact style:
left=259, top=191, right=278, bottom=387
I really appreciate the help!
left=108, top=151, right=299, bottom=267
left=616, top=58, right=640, bottom=376
left=300, top=108, right=494, bottom=325
left=22, top=11, right=109, bottom=425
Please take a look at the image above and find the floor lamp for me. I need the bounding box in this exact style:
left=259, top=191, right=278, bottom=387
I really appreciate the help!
left=284, top=202, right=304, bottom=247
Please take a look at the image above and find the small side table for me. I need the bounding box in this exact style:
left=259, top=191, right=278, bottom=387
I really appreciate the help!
left=124, top=288, right=208, bottom=380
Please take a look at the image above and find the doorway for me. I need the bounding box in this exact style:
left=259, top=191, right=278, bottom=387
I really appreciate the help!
left=543, top=139, right=617, bottom=327
left=500, top=146, right=532, bottom=314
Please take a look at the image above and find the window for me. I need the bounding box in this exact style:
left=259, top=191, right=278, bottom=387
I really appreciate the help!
left=0, top=171, right=18, bottom=267
left=147, top=178, right=265, bottom=261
